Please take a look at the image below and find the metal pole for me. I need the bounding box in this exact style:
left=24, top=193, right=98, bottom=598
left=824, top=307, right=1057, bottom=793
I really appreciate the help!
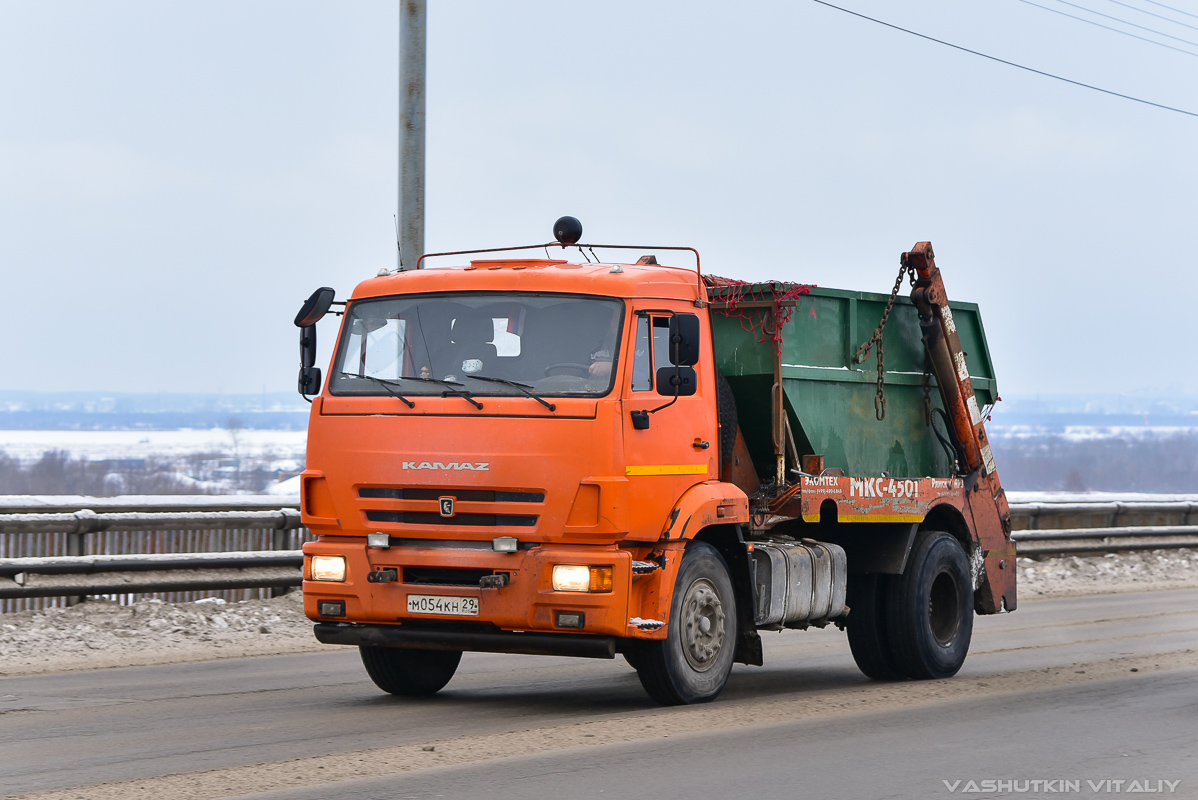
left=65, top=530, right=85, bottom=606
left=398, top=0, right=426, bottom=270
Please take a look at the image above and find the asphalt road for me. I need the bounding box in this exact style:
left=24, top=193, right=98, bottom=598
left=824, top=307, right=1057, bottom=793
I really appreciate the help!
left=3, top=589, right=1198, bottom=800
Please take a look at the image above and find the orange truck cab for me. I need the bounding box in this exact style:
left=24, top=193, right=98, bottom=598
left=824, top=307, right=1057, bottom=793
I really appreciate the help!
left=295, top=219, right=1015, bottom=705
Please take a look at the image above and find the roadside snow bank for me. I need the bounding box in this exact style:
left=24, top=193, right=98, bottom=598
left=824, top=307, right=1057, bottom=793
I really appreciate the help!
left=0, top=591, right=323, bottom=677
left=1018, top=548, right=1198, bottom=598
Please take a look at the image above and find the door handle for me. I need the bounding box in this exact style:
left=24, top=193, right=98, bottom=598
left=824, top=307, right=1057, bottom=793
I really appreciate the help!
left=692, top=440, right=710, bottom=450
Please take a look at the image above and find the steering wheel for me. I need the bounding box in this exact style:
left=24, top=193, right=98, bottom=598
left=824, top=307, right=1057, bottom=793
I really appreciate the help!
left=544, top=362, right=591, bottom=377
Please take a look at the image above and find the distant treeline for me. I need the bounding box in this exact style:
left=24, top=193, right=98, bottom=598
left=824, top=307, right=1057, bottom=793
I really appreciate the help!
left=0, top=450, right=206, bottom=495
left=991, top=433, right=1198, bottom=493
left=0, top=411, right=308, bottom=431
left=0, top=450, right=287, bottom=495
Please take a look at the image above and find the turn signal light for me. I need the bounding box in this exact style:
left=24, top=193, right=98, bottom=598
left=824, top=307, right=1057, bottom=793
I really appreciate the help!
left=311, top=555, right=347, bottom=582
left=551, top=565, right=613, bottom=593
left=589, top=566, right=613, bottom=593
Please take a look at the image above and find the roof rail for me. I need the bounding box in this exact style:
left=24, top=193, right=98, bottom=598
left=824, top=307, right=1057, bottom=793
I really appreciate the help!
left=415, top=242, right=704, bottom=301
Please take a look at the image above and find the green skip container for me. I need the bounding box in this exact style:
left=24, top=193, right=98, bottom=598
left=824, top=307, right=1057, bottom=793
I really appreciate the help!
left=709, top=282, right=998, bottom=481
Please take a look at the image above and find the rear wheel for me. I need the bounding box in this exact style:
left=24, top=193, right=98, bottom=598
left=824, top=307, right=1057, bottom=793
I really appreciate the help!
left=884, top=531, right=974, bottom=679
left=635, top=541, right=738, bottom=705
left=846, top=573, right=903, bottom=680
left=359, top=646, right=462, bottom=696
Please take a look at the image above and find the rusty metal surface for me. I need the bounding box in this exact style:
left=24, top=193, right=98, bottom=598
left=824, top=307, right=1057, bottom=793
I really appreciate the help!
left=907, top=242, right=1015, bottom=612
left=784, top=475, right=964, bottom=523
left=720, top=428, right=761, bottom=497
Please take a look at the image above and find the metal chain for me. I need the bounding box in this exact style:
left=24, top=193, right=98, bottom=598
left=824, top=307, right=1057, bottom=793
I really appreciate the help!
left=922, top=350, right=933, bottom=426
left=854, top=257, right=915, bottom=421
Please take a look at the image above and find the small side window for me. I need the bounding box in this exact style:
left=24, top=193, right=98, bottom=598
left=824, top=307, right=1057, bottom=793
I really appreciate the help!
left=652, top=317, right=672, bottom=373
left=631, top=315, right=652, bottom=391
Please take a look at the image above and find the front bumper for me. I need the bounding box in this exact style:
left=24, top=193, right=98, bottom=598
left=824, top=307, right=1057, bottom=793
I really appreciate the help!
left=313, top=622, right=616, bottom=659
left=302, top=537, right=647, bottom=638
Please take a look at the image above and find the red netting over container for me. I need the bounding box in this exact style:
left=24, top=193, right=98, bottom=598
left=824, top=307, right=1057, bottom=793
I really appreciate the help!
left=703, top=275, right=816, bottom=355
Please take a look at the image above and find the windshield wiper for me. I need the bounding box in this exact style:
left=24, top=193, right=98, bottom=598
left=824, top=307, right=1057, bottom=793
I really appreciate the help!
left=396, top=375, right=483, bottom=409
left=439, top=388, right=483, bottom=409
left=464, top=376, right=556, bottom=411
left=341, top=373, right=483, bottom=410
left=339, top=373, right=415, bottom=408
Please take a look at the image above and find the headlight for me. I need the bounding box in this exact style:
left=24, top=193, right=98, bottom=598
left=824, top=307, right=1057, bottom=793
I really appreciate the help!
left=311, top=555, right=347, bottom=582
left=552, top=565, right=613, bottom=593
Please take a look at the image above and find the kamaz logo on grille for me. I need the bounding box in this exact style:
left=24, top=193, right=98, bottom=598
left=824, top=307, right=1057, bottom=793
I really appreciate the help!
left=401, top=461, right=490, bottom=471
left=439, top=497, right=455, bottom=517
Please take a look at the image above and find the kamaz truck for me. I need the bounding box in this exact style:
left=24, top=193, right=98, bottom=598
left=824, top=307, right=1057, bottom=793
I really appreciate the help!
left=294, top=218, right=1015, bottom=705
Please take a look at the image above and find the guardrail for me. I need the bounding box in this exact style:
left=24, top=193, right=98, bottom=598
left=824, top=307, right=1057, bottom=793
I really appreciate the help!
left=1008, top=501, right=1198, bottom=554
left=0, top=497, right=308, bottom=612
left=1, top=496, right=1195, bottom=609
left=1010, top=501, right=1198, bottom=530
left=0, top=550, right=303, bottom=600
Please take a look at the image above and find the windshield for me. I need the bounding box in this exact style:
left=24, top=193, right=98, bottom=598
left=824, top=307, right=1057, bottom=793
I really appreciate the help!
left=329, top=292, right=625, bottom=398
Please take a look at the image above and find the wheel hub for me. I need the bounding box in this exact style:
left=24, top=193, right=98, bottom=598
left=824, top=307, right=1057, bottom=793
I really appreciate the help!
left=928, top=569, right=963, bottom=647
left=681, top=579, right=726, bottom=671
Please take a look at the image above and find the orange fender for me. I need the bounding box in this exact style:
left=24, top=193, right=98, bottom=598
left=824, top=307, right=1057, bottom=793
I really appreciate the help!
left=625, top=482, right=750, bottom=640
left=659, top=481, right=749, bottom=541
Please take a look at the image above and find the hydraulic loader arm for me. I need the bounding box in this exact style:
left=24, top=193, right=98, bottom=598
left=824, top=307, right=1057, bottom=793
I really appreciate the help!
left=907, top=242, right=1016, bottom=612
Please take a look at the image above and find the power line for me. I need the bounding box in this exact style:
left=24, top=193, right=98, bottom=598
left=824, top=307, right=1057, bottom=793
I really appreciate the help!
left=1013, top=0, right=1198, bottom=58
left=810, top=0, right=1198, bottom=118
left=1048, top=0, right=1198, bottom=47
left=1142, top=0, right=1198, bottom=22
left=1106, top=0, right=1198, bottom=33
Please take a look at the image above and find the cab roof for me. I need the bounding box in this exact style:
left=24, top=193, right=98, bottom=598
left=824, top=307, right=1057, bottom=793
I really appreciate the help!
left=349, top=258, right=705, bottom=304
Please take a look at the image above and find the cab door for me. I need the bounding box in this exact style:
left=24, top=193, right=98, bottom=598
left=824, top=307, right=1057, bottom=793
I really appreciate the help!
left=621, top=307, right=718, bottom=541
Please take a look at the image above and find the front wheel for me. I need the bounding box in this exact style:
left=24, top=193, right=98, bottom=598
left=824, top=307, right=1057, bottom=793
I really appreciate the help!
left=359, top=646, right=462, bottom=696
left=884, top=531, right=974, bottom=679
left=635, top=541, right=738, bottom=705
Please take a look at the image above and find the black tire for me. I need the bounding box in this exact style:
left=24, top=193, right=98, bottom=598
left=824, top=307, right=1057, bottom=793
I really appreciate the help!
left=622, top=644, right=644, bottom=672
left=359, top=646, right=462, bottom=696
left=884, top=531, right=974, bottom=680
left=715, top=371, right=738, bottom=469
left=845, top=573, right=904, bottom=680
left=635, top=541, right=738, bottom=705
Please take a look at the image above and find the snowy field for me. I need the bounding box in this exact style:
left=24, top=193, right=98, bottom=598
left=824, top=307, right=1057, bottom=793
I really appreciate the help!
left=0, top=429, right=306, bottom=463
left=989, top=424, right=1198, bottom=441
left=1007, top=491, right=1198, bottom=504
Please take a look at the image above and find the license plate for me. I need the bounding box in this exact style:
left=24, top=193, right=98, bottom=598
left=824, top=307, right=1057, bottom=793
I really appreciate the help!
left=407, top=594, right=479, bottom=616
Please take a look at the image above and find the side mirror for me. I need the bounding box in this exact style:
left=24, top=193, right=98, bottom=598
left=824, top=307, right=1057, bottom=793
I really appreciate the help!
left=298, top=365, right=322, bottom=395
left=656, top=366, right=697, bottom=397
left=668, top=314, right=700, bottom=366
left=298, top=325, right=322, bottom=396
left=294, top=287, right=336, bottom=327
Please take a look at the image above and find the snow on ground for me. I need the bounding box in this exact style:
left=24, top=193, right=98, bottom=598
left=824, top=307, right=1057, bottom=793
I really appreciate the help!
left=0, top=493, right=300, bottom=510
left=266, top=474, right=302, bottom=496
left=0, top=592, right=322, bottom=676
left=0, top=551, right=1195, bottom=676
left=1007, top=491, right=1198, bottom=504
left=0, top=429, right=306, bottom=462
left=1019, top=549, right=1198, bottom=598
left=989, top=424, right=1198, bottom=441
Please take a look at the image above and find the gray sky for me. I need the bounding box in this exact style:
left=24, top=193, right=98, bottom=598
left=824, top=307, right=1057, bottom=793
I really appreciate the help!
left=2, top=0, right=1195, bottom=397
